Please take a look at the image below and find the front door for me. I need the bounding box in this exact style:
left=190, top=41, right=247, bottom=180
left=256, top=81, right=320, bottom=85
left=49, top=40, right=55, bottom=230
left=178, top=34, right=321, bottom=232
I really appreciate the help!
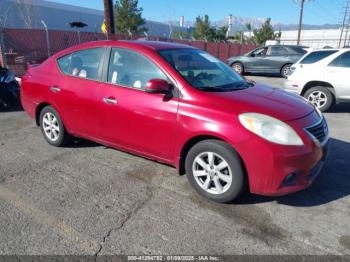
left=246, top=47, right=268, bottom=72
left=98, top=47, right=179, bottom=162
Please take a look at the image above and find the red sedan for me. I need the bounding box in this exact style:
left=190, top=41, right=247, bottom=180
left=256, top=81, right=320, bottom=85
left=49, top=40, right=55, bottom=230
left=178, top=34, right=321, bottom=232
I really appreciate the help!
left=20, top=41, right=329, bottom=203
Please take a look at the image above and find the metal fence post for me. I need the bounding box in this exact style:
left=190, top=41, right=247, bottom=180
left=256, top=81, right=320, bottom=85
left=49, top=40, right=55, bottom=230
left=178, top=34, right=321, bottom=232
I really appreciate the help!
left=0, top=27, right=7, bottom=67
left=41, top=20, right=51, bottom=57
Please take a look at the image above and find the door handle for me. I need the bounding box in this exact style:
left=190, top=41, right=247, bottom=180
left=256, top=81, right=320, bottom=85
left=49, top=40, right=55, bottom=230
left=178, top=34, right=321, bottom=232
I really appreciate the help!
left=50, top=86, right=61, bottom=93
left=103, top=97, right=117, bottom=105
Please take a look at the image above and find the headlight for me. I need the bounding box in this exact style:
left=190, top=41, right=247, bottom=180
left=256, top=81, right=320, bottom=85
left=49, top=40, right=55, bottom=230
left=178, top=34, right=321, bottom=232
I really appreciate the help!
left=239, top=113, right=304, bottom=145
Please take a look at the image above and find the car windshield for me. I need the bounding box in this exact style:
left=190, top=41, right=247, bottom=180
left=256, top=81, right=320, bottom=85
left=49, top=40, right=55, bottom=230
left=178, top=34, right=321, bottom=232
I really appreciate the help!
left=158, top=48, right=251, bottom=91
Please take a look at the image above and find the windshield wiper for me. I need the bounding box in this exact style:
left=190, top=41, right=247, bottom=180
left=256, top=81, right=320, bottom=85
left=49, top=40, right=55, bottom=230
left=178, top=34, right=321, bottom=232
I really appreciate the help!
left=196, top=81, right=254, bottom=92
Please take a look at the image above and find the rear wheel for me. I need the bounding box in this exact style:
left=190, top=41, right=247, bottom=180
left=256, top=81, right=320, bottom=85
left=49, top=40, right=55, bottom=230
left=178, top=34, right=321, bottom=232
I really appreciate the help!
left=304, top=86, right=334, bottom=112
left=185, top=140, right=245, bottom=203
left=39, top=106, right=72, bottom=147
left=231, top=62, right=244, bottom=75
left=281, top=64, right=292, bottom=78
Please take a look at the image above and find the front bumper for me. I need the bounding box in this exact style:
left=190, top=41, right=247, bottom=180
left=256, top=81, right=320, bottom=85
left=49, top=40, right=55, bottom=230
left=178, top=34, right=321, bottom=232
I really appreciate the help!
left=284, top=79, right=302, bottom=95
left=237, top=110, right=329, bottom=196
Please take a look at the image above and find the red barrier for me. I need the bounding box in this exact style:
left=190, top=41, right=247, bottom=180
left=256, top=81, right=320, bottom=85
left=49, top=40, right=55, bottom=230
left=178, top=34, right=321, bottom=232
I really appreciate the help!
left=0, top=28, right=258, bottom=76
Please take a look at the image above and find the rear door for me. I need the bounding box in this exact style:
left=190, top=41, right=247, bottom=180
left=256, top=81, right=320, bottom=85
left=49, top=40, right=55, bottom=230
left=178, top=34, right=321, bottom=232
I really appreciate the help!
left=325, top=51, right=350, bottom=99
left=98, top=47, right=179, bottom=161
left=54, top=47, right=106, bottom=138
left=262, top=46, right=290, bottom=73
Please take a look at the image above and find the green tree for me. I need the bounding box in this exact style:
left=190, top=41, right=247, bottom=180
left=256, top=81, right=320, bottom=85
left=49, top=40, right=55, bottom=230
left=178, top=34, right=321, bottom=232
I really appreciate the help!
left=192, top=15, right=215, bottom=41
left=252, top=18, right=281, bottom=44
left=245, top=22, right=252, bottom=38
left=213, top=26, right=228, bottom=41
left=114, top=0, right=146, bottom=35
left=245, top=22, right=252, bottom=32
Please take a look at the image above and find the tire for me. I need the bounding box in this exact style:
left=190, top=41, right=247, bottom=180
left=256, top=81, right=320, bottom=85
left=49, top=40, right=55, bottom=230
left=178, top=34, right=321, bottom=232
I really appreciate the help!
left=39, top=106, right=72, bottom=147
left=231, top=62, right=244, bottom=75
left=304, top=86, right=334, bottom=112
left=281, top=64, right=292, bottom=78
left=185, top=139, right=245, bottom=203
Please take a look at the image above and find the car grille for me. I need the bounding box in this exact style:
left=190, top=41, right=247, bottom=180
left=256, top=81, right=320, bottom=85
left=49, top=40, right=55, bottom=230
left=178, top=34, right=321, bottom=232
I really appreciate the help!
left=305, top=118, right=328, bottom=145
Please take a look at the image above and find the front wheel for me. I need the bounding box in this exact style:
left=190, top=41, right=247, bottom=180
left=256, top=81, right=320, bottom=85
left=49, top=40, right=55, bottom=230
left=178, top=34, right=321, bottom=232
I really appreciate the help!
left=185, top=140, right=245, bottom=203
left=39, top=106, right=72, bottom=147
left=304, top=86, right=334, bottom=112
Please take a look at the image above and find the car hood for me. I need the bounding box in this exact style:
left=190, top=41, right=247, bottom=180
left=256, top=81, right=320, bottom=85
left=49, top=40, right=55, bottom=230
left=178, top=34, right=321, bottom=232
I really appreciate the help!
left=210, top=84, right=314, bottom=121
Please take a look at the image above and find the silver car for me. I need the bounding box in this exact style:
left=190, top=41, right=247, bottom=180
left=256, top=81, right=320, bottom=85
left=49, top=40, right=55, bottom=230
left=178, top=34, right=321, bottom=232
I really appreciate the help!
left=227, top=45, right=307, bottom=78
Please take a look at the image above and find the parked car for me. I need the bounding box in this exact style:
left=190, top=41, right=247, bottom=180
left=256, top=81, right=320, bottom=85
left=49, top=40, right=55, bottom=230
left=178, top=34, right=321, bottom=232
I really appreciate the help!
left=285, top=48, right=350, bottom=111
left=227, top=45, right=307, bottom=78
left=21, top=41, right=328, bottom=203
left=0, top=66, right=20, bottom=109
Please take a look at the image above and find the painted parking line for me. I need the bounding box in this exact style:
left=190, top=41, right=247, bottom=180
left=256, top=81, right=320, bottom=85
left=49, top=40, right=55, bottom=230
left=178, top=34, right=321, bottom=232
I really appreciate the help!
left=0, top=184, right=99, bottom=253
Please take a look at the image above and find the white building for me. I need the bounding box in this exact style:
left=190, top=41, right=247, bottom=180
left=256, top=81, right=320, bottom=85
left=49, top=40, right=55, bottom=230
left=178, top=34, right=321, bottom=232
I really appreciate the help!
left=279, top=29, right=344, bottom=48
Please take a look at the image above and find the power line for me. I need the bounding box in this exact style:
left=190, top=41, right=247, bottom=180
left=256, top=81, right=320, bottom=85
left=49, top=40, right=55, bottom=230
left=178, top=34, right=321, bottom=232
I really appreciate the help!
left=339, top=0, right=350, bottom=47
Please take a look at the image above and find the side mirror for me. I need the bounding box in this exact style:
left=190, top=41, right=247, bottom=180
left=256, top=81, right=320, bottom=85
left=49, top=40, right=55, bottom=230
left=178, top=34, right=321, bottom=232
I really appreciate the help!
left=145, top=79, right=170, bottom=94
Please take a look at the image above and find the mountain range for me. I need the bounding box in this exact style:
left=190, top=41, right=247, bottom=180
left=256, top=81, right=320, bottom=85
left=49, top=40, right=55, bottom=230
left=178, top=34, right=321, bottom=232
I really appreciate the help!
left=170, top=16, right=340, bottom=32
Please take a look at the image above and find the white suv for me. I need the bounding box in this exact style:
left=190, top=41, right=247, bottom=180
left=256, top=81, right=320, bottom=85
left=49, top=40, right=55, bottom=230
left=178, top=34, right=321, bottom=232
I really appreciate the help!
left=285, top=48, right=350, bottom=111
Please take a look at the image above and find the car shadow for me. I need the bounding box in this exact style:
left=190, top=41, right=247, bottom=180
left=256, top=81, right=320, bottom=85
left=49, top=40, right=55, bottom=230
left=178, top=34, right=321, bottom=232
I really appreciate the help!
left=245, top=72, right=283, bottom=78
left=326, top=102, right=350, bottom=113
left=236, top=138, right=350, bottom=207
left=66, top=138, right=101, bottom=148
left=0, top=104, right=23, bottom=113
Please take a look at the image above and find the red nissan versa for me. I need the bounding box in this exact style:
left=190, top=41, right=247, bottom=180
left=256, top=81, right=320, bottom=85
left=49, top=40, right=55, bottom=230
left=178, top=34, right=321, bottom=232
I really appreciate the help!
left=20, top=41, right=329, bottom=203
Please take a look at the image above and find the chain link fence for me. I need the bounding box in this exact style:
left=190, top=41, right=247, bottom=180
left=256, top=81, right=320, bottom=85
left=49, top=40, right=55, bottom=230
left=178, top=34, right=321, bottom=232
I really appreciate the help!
left=0, top=28, right=258, bottom=76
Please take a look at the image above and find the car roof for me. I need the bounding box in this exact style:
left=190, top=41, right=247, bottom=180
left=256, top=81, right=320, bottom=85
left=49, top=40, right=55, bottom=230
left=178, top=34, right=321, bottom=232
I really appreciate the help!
left=121, top=40, right=193, bottom=50
left=307, top=48, right=349, bottom=52
left=52, top=40, right=194, bottom=59
left=266, top=45, right=305, bottom=48
left=73, top=40, right=191, bottom=51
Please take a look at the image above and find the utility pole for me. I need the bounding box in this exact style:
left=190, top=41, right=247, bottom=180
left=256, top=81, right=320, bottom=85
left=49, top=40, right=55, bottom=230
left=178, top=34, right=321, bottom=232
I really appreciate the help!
left=103, top=0, right=115, bottom=34
left=339, top=0, right=350, bottom=47
left=297, top=0, right=305, bottom=45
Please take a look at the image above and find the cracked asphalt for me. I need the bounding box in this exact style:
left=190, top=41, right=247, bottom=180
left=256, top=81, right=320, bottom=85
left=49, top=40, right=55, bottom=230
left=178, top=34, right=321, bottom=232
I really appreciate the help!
left=0, top=76, right=350, bottom=255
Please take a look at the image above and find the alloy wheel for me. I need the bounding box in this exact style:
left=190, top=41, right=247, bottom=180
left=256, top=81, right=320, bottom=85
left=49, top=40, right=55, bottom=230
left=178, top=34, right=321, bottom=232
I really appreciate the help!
left=307, top=91, right=328, bottom=109
left=232, top=63, right=243, bottom=74
left=282, top=65, right=291, bottom=78
left=42, top=112, right=60, bottom=142
left=192, top=152, right=233, bottom=195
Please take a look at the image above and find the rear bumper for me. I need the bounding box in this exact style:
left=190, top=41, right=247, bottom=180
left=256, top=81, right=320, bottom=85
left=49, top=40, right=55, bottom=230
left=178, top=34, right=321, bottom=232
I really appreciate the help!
left=20, top=94, right=36, bottom=120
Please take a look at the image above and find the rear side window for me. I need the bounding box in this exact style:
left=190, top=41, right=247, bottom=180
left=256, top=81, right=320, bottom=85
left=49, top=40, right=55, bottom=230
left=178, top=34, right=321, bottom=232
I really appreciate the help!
left=328, top=51, right=350, bottom=68
left=287, top=46, right=307, bottom=55
left=300, top=50, right=337, bottom=64
left=57, top=48, right=105, bottom=81
left=269, top=46, right=289, bottom=56
left=57, top=54, right=71, bottom=75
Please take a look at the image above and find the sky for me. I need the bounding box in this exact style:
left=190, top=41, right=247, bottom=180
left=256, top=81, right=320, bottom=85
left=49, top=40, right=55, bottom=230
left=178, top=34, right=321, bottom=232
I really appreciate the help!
left=53, top=0, right=345, bottom=25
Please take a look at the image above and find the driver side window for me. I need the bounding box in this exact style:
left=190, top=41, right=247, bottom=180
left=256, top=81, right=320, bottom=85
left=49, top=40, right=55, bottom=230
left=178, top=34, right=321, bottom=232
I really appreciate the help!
left=107, top=48, right=168, bottom=90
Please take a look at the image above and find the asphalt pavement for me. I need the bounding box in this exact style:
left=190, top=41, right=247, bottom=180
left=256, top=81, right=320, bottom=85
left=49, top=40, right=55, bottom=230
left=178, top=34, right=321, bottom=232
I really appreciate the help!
left=0, top=75, right=350, bottom=255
